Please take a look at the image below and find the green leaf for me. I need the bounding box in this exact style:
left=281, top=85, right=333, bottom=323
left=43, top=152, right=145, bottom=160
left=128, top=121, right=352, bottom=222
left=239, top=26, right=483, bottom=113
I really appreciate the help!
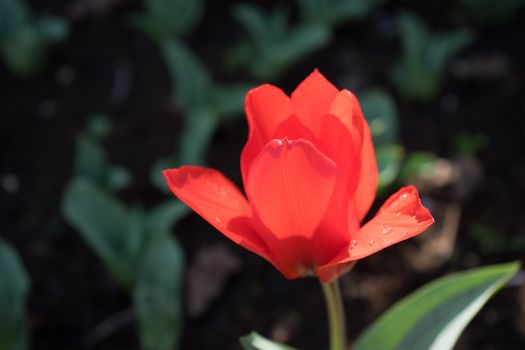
left=74, top=135, right=107, bottom=183
left=0, top=0, right=29, bottom=37
left=0, top=25, right=46, bottom=75
left=398, top=151, right=438, bottom=184
left=150, top=156, right=177, bottom=192
left=86, top=113, right=112, bottom=140
left=0, top=240, right=29, bottom=350
left=105, top=165, right=132, bottom=190
left=376, top=144, right=404, bottom=192
left=73, top=115, right=131, bottom=190
left=233, top=4, right=280, bottom=47
left=35, top=17, right=69, bottom=42
left=390, top=12, right=472, bottom=100
left=146, top=199, right=189, bottom=235
left=360, top=89, right=399, bottom=146
left=227, top=5, right=331, bottom=80
left=177, top=108, right=218, bottom=165
left=210, top=83, right=253, bottom=120
left=240, top=332, right=297, bottom=350
left=298, top=0, right=387, bottom=26
left=427, top=30, right=473, bottom=74
left=264, top=23, right=330, bottom=79
left=62, top=179, right=142, bottom=289
left=133, top=233, right=184, bottom=350
left=354, top=262, right=520, bottom=350
left=131, top=0, right=203, bottom=39
left=0, top=3, right=68, bottom=76
left=160, top=39, right=211, bottom=110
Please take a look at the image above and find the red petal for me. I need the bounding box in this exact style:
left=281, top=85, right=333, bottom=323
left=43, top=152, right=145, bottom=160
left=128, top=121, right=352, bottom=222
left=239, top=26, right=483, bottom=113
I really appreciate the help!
left=307, top=115, right=362, bottom=267
left=241, top=84, right=293, bottom=182
left=291, top=70, right=339, bottom=137
left=319, top=113, right=360, bottom=195
left=330, top=90, right=378, bottom=221
left=163, top=167, right=270, bottom=261
left=246, top=138, right=339, bottom=277
left=316, top=186, right=434, bottom=282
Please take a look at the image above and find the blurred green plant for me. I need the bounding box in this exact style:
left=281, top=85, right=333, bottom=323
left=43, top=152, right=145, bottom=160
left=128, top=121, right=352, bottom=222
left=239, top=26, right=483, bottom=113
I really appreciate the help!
left=62, top=179, right=187, bottom=350
left=130, top=0, right=203, bottom=40
left=297, top=0, right=388, bottom=26
left=73, top=114, right=131, bottom=191
left=461, top=0, right=525, bottom=24
left=469, top=223, right=525, bottom=256
left=0, top=0, right=68, bottom=76
left=131, top=0, right=253, bottom=191
left=239, top=263, right=520, bottom=350
left=360, top=89, right=404, bottom=192
left=354, top=262, right=520, bottom=350
left=0, top=239, right=30, bottom=350
left=390, top=12, right=473, bottom=101
left=225, top=4, right=331, bottom=81
left=398, top=151, right=439, bottom=185
left=240, top=332, right=297, bottom=350
left=453, top=132, right=489, bottom=155
left=150, top=39, right=253, bottom=190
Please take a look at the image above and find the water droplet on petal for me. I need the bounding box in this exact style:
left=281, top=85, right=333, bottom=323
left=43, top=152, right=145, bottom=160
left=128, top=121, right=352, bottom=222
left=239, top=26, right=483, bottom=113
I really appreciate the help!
left=369, top=239, right=375, bottom=246
left=402, top=230, right=409, bottom=236
left=214, top=217, right=221, bottom=223
left=350, top=240, right=357, bottom=249
left=381, top=226, right=392, bottom=234
left=396, top=211, right=402, bottom=217
left=401, top=193, right=408, bottom=199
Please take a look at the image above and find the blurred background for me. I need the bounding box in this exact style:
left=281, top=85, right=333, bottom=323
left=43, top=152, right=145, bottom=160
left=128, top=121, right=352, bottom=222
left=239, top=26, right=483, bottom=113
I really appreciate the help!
left=1, top=0, right=525, bottom=349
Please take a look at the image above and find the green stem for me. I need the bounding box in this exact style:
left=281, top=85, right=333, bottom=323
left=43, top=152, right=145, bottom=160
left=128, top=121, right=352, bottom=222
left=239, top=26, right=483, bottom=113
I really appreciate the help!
left=321, top=279, right=347, bottom=350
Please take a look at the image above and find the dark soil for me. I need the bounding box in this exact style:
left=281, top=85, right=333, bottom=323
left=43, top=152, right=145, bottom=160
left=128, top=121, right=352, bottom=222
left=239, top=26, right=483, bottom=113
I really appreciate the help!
left=1, top=1, right=525, bottom=349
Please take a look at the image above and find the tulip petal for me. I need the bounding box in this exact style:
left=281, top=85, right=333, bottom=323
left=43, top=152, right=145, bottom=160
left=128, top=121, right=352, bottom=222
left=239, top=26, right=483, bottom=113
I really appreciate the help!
left=247, top=138, right=339, bottom=275
left=330, top=90, right=378, bottom=221
left=317, top=186, right=434, bottom=282
left=242, top=84, right=293, bottom=181
left=319, top=114, right=360, bottom=195
left=163, top=167, right=270, bottom=260
left=306, top=114, right=362, bottom=267
left=291, top=70, right=339, bottom=137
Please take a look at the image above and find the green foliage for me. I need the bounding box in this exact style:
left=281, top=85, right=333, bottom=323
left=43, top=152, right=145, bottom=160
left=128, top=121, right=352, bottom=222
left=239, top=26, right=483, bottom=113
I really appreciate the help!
left=398, top=151, right=439, bottom=184
left=461, top=0, right=525, bottom=24
left=453, top=132, right=489, bottom=155
left=74, top=114, right=131, bottom=191
left=375, top=144, right=405, bottom=191
left=151, top=39, right=252, bottom=190
left=160, top=39, right=210, bottom=110
left=62, top=179, right=186, bottom=349
left=468, top=223, right=525, bottom=256
left=390, top=12, right=473, bottom=101
left=360, top=89, right=403, bottom=191
left=297, top=0, right=387, bottom=26
left=62, top=179, right=187, bottom=288
left=0, top=0, right=68, bottom=76
left=0, top=240, right=30, bottom=350
left=62, top=179, right=140, bottom=288
left=130, top=0, right=203, bottom=40
left=354, top=262, right=520, bottom=350
left=240, top=332, right=297, bottom=350
left=134, top=233, right=184, bottom=350
left=360, top=89, right=399, bottom=146
left=161, top=40, right=252, bottom=117
left=226, top=4, right=331, bottom=81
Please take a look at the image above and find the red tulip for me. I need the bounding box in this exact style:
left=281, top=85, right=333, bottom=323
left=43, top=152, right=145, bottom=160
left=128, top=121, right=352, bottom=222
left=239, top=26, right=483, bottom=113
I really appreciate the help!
left=163, top=70, right=434, bottom=282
